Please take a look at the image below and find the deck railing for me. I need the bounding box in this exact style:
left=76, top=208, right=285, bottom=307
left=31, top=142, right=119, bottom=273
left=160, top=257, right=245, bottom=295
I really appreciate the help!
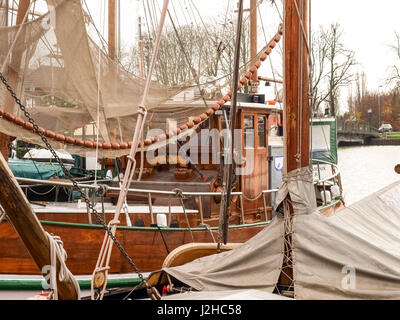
left=16, top=159, right=342, bottom=225
left=312, top=158, right=342, bottom=206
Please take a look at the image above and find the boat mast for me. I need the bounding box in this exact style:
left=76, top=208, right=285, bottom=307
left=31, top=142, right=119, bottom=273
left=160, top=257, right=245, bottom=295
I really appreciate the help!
left=0, top=0, right=31, bottom=159
left=249, top=0, right=258, bottom=93
left=92, top=0, right=170, bottom=300
left=218, top=0, right=244, bottom=246
left=283, top=0, right=310, bottom=173
left=138, top=15, right=144, bottom=79
left=108, top=0, right=116, bottom=61
left=279, top=0, right=310, bottom=292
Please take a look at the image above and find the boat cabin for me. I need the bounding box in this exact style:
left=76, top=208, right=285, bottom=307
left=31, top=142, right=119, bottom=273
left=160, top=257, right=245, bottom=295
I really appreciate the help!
left=106, top=97, right=284, bottom=225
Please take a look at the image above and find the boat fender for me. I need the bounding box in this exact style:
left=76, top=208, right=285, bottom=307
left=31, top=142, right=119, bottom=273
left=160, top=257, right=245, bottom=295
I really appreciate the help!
left=320, top=190, right=332, bottom=203
left=330, top=185, right=341, bottom=199
left=157, top=213, right=168, bottom=227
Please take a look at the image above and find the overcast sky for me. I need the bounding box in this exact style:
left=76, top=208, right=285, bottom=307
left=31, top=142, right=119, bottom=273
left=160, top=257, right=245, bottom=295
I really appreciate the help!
left=61, top=1, right=400, bottom=106
left=30, top=0, right=400, bottom=94
left=311, top=0, right=400, bottom=93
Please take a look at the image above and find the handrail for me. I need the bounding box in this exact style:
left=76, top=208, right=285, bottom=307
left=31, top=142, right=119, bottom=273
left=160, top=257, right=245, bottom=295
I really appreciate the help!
left=312, top=158, right=341, bottom=184
left=312, top=158, right=343, bottom=206
left=15, top=176, right=278, bottom=197
left=17, top=160, right=342, bottom=211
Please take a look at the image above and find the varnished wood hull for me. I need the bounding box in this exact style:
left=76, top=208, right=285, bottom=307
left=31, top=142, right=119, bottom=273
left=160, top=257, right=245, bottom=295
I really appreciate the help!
left=0, top=220, right=266, bottom=275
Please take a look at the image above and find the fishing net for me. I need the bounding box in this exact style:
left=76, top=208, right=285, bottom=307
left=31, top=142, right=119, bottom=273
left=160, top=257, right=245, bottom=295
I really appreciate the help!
left=0, top=0, right=281, bottom=157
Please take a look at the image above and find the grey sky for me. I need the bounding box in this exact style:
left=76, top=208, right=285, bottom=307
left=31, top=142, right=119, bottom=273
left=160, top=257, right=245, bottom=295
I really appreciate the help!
left=33, top=1, right=400, bottom=106
left=311, top=0, right=400, bottom=92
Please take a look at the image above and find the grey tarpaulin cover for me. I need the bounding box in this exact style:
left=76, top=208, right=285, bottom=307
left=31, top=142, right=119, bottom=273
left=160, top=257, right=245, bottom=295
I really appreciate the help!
left=162, top=215, right=285, bottom=292
left=152, top=167, right=400, bottom=299
left=273, top=166, right=317, bottom=215
left=294, top=180, right=400, bottom=299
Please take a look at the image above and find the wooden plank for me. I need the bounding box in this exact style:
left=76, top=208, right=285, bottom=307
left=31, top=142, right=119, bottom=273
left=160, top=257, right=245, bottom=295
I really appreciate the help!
left=0, top=152, right=78, bottom=299
left=0, top=218, right=265, bottom=275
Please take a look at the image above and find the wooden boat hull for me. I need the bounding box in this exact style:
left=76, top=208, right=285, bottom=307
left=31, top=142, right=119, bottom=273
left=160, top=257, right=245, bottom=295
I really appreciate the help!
left=162, top=242, right=244, bottom=268
left=0, top=220, right=267, bottom=275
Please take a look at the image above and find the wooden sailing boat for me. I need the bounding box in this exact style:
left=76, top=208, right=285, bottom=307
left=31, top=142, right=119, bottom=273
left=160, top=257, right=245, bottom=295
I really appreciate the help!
left=0, top=0, right=343, bottom=298
left=118, top=0, right=400, bottom=301
left=106, top=0, right=344, bottom=300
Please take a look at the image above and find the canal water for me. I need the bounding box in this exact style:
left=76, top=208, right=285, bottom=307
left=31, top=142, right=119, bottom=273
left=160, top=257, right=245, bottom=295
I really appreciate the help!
left=338, top=145, right=400, bottom=206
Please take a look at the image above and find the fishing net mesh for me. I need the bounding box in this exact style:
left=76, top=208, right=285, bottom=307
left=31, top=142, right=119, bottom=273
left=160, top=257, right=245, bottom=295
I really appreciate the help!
left=0, top=0, right=277, bottom=157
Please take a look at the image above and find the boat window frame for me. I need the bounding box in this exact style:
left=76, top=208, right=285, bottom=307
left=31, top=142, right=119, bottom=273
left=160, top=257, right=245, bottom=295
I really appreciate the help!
left=243, top=115, right=255, bottom=149
left=257, top=115, right=267, bottom=149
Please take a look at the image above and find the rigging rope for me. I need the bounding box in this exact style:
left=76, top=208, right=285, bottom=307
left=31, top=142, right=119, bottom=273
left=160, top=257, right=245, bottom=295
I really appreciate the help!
left=0, top=205, right=6, bottom=224
left=0, top=70, right=147, bottom=298
left=45, top=232, right=81, bottom=300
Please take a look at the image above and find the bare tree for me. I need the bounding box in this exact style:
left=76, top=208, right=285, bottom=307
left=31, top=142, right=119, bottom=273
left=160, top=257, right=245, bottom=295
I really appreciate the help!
left=121, top=16, right=250, bottom=89
left=387, top=32, right=400, bottom=88
left=311, top=23, right=356, bottom=116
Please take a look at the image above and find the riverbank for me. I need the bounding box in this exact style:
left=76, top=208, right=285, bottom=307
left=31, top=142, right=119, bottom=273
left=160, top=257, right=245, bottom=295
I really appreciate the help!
left=338, top=145, right=400, bottom=206
left=339, top=136, right=400, bottom=147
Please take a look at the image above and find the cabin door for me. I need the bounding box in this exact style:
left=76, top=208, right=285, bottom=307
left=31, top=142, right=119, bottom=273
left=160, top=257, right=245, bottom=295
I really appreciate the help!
left=240, top=111, right=269, bottom=214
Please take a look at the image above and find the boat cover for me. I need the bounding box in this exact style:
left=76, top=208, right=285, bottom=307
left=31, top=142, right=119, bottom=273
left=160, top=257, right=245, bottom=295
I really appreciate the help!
left=150, top=167, right=400, bottom=299
left=8, top=159, right=65, bottom=180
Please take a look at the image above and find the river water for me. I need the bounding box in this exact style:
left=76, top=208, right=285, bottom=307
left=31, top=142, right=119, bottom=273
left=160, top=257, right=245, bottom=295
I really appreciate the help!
left=338, top=145, right=400, bottom=206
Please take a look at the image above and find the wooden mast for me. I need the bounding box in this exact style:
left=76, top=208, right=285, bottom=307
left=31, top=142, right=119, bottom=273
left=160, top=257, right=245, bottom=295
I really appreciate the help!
left=218, top=0, right=244, bottom=245
left=0, top=0, right=31, bottom=159
left=92, top=0, right=171, bottom=300
left=283, top=0, right=310, bottom=173
left=0, top=153, right=79, bottom=300
left=108, top=0, right=116, bottom=60
left=138, top=16, right=144, bottom=79
left=249, top=0, right=258, bottom=93
left=279, top=0, right=310, bottom=290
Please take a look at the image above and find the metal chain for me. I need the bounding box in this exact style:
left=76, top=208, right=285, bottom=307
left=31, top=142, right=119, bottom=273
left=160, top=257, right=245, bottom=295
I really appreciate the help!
left=0, top=72, right=146, bottom=284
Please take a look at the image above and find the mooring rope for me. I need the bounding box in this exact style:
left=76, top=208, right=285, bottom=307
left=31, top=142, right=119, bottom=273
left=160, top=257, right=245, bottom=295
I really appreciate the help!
left=45, top=232, right=81, bottom=300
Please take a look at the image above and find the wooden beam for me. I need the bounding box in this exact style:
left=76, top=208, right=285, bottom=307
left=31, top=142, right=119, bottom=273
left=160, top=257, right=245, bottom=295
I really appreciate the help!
left=218, top=0, right=244, bottom=245
left=258, top=75, right=283, bottom=84
left=108, top=0, right=116, bottom=60
left=249, top=0, right=258, bottom=88
left=138, top=16, right=144, bottom=79
left=0, top=152, right=78, bottom=300
left=283, top=0, right=310, bottom=173
left=279, top=0, right=310, bottom=290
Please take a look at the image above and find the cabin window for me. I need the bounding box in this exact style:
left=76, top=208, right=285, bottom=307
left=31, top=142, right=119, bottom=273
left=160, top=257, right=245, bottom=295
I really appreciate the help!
left=258, top=116, right=266, bottom=148
left=244, top=115, right=254, bottom=148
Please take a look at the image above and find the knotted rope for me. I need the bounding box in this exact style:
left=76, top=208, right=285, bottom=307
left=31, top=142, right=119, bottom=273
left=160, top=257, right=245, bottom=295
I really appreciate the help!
left=45, top=232, right=81, bottom=300
left=0, top=206, right=6, bottom=224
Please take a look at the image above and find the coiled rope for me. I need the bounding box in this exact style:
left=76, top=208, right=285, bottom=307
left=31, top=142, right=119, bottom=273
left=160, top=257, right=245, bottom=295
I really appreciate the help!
left=45, top=232, right=81, bottom=300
